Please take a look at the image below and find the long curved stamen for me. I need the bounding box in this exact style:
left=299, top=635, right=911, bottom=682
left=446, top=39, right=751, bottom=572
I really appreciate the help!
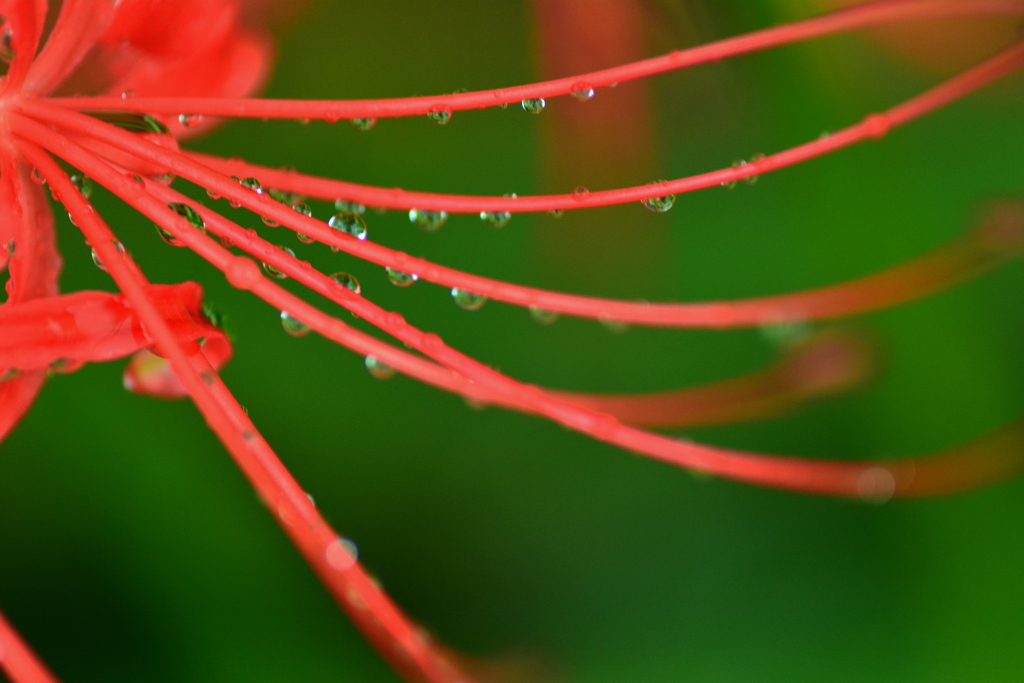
left=22, top=98, right=1024, bottom=333
left=67, top=34, right=1024, bottom=215
left=19, top=141, right=473, bottom=683
left=44, top=0, right=1024, bottom=121
left=16, top=113, right=1024, bottom=500
left=142, top=180, right=879, bottom=428
left=0, top=608, right=61, bottom=683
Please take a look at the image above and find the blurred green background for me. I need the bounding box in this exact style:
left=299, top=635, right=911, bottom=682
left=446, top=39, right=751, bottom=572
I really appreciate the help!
left=3, top=1, right=1024, bottom=681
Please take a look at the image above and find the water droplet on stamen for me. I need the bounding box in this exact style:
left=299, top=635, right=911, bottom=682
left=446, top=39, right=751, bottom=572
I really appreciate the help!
left=744, top=153, right=766, bottom=185
left=238, top=176, right=262, bottom=193
left=0, top=367, right=21, bottom=382
left=328, top=212, right=367, bottom=241
left=350, top=117, right=376, bottom=131
left=641, top=181, right=676, bottom=213
left=570, top=86, right=595, bottom=101
left=120, top=88, right=137, bottom=99
left=721, top=159, right=745, bottom=190
left=521, top=98, right=546, bottom=114
left=386, top=267, right=418, bottom=287
left=30, top=168, right=45, bottom=185
left=335, top=199, right=365, bottom=214
left=262, top=246, right=295, bottom=279
left=599, top=316, right=629, bottom=334
left=409, top=209, right=447, bottom=231
left=156, top=225, right=181, bottom=246
left=427, top=109, right=451, bottom=125
left=91, top=240, right=125, bottom=272
left=529, top=306, right=559, bottom=325
left=571, top=186, right=589, bottom=201
left=280, top=311, right=310, bottom=337
left=451, top=288, right=486, bottom=311
left=365, top=356, right=395, bottom=380
left=261, top=216, right=280, bottom=227
left=206, top=188, right=221, bottom=200
left=178, top=113, right=204, bottom=127
left=166, top=202, right=206, bottom=231
left=547, top=209, right=564, bottom=218
left=326, top=537, right=359, bottom=570
left=70, top=175, right=93, bottom=199
left=330, top=272, right=360, bottom=294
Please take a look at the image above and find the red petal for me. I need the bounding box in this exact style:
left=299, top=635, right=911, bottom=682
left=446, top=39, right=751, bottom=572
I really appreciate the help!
left=24, top=0, right=118, bottom=96
left=0, top=159, right=61, bottom=442
left=0, top=281, right=231, bottom=378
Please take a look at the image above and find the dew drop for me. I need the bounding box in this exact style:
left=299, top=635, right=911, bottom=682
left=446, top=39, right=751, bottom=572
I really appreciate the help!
left=335, top=199, right=365, bottom=214
left=238, top=176, right=262, bottom=193
left=178, top=113, right=204, bottom=127
left=480, top=209, right=510, bottom=228
left=571, top=186, right=589, bottom=201
left=641, top=182, right=676, bottom=213
left=350, top=117, right=376, bottom=131
left=280, top=311, right=310, bottom=337
left=409, top=209, right=447, bottom=231
left=0, top=368, right=21, bottom=382
left=427, top=109, right=451, bottom=125
left=268, top=188, right=301, bottom=205
left=721, top=159, right=745, bottom=190
left=547, top=209, right=564, bottom=218
left=49, top=357, right=85, bottom=375
left=326, top=537, right=359, bottom=570
left=386, top=267, right=418, bottom=287
left=156, top=225, right=182, bottom=246
left=452, top=288, right=486, bottom=311
left=166, top=202, right=206, bottom=230
left=744, top=152, right=766, bottom=185
left=262, top=246, right=295, bottom=279
left=296, top=233, right=314, bottom=244
left=70, top=174, right=93, bottom=199
left=0, top=239, right=14, bottom=272
left=261, top=216, right=280, bottom=227
left=570, top=86, right=595, bottom=101
left=599, top=316, right=629, bottom=334
left=292, top=202, right=313, bottom=218
left=529, top=306, right=559, bottom=325
left=365, top=356, right=395, bottom=380
left=330, top=272, right=361, bottom=294
left=521, top=97, right=546, bottom=114
left=120, top=88, right=137, bottom=99
left=91, top=240, right=125, bottom=272
left=30, top=168, right=44, bottom=185
left=328, top=212, right=367, bottom=241
left=206, top=188, right=221, bottom=200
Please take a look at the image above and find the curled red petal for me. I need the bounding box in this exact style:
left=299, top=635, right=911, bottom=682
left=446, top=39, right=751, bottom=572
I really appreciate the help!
left=0, top=282, right=230, bottom=375
left=0, top=156, right=61, bottom=444
left=84, top=0, right=273, bottom=138
left=23, top=0, right=118, bottom=96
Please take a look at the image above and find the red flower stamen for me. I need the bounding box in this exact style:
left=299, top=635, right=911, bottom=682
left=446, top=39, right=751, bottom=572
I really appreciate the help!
left=2, top=1, right=1024, bottom=682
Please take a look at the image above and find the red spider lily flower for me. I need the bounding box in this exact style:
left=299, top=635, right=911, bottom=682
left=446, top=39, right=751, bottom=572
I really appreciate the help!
left=3, top=1, right=1024, bottom=682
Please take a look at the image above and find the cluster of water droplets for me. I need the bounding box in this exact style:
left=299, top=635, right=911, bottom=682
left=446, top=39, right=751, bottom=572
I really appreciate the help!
left=721, top=153, right=767, bottom=189
left=409, top=209, right=447, bottom=231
